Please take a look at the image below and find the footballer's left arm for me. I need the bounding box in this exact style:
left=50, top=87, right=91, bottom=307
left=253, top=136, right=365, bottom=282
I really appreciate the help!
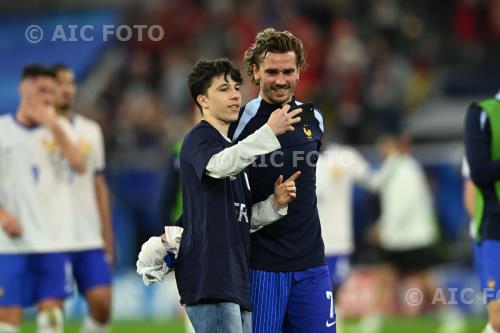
left=95, top=173, right=115, bottom=265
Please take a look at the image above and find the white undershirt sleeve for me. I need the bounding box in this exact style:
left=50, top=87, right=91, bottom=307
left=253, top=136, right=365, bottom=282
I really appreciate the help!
left=250, top=194, right=288, bottom=233
left=205, top=124, right=280, bottom=178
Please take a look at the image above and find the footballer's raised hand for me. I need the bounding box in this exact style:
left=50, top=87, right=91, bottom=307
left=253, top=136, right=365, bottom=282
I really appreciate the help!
left=26, top=97, right=57, bottom=127
left=267, top=104, right=302, bottom=136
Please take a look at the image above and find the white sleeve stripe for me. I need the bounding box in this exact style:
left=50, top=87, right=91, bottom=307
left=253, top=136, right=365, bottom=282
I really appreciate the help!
left=315, top=109, right=324, bottom=133
left=480, top=110, right=488, bottom=131
left=232, top=96, right=262, bottom=141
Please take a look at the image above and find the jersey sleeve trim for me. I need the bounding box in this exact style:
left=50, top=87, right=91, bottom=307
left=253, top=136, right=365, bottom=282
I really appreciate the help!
left=231, top=96, right=262, bottom=141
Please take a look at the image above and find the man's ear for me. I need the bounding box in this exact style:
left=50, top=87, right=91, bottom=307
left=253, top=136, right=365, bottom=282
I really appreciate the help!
left=252, top=63, right=260, bottom=84
left=197, top=94, right=208, bottom=109
left=19, top=79, right=31, bottom=99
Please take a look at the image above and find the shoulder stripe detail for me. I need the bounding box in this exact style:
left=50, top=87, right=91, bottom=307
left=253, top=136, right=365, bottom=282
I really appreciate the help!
left=480, top=110, right=488, bottom=131
left=296, top=100, right=324, bottom=133
left=314, top=110, right=324, bottom=133
left=232, top=96, right=262, bottom=141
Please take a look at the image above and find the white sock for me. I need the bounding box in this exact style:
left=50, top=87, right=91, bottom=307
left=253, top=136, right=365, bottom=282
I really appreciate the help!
left=80, top=316, right=109, bottom=333
left=483, top=323, right=500, bottom=333
left=0, top=322, right=19, bottom=333
left=36, top=308, right=64, bottom=333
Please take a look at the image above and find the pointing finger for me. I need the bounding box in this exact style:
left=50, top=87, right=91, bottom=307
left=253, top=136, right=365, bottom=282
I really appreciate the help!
left=285, top=171, right=301, bottom=183
left=275, top=175, right=283, bottom=186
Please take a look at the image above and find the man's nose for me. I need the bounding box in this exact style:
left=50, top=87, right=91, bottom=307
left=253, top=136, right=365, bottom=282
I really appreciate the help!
left=275, top=73, right=286, bottom=86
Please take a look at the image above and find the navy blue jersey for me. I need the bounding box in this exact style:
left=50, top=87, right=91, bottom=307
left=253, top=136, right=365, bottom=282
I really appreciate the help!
left=464, top=99, right=500, bottom=241
left=175, top=120, right=253, bottom=310
left=229, top=96, right=326, bottom=272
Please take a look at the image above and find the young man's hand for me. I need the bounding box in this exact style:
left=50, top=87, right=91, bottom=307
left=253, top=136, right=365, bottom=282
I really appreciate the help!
left=267, top=104, right=302, bottom=135
left=273, top=171, right=301, bottom=209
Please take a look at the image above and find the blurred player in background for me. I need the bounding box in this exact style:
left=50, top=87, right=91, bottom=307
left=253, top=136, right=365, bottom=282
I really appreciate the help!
left=52, top=64, right=113, bottom=333
left=0, top=65, right=85, bottom=333
left=464, top=91, right=500, bottom=333
left=316, top=144, right=370, bottom=294
left=360, top=134, right=442, bottom=333
left=315, top=143, right=370, bottom=330
left=230, top=28, right=336, bottom=333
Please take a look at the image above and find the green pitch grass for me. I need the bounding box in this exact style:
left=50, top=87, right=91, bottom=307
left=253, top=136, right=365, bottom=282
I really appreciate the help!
left=342, top=316, right=487, bottom=333
left=22, top=320, right=186, bottom=333
left=21, top=316, right=487, bottom=332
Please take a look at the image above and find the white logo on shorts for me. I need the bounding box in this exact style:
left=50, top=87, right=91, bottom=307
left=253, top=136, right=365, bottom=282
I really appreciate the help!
left=326, top=290, right=336, bottom=328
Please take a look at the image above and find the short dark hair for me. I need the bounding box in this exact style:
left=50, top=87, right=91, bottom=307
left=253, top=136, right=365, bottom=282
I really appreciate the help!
left=21, top=64, right=56, bottom=80
left=52, top=63, right=72, bottom=74
left=244, top=28, right=307, bottom=85
left=187, top=58, right=243, bottom=112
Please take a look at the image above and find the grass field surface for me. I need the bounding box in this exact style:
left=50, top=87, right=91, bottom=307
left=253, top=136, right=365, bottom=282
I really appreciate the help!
left=21, top=316, right=487, bottom=333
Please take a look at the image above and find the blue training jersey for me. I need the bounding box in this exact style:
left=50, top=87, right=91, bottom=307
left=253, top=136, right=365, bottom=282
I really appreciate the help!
left=175, top=120, right=253, bottom=310
left=229, top=96, right=326, bottom=272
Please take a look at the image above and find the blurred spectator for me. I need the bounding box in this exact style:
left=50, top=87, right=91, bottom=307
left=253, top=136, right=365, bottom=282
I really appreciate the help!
left=325, top=18, right=367, bottom=143
left=358, top=134, right=441, bottom=333
left=362, top=33, right=411, bottom=136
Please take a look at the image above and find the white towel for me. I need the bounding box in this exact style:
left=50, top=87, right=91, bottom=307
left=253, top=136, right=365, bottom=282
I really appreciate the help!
left=136, top=226, right=183, bottom=285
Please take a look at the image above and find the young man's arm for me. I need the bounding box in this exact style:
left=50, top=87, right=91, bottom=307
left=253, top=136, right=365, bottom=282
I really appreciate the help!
left=206, top=105, right=302, bottom=178
left=206, top=124, right=280, bottom=178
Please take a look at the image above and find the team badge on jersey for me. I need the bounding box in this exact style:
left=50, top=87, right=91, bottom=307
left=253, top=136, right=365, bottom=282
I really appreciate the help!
left=488, top=279, right=496, bottom=289
left=0, top=287, right=4, bottom=297
left=42, top=138, right=58, bottom=151
left=303, top=126, right=313, bottom=140
left=79, top=139, right=92, bottom=154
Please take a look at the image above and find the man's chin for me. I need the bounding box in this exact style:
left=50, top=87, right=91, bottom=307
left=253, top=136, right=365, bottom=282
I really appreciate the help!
left=270, top=92, right=292, bottom=104
left=56, top=103, right=71, bottom=111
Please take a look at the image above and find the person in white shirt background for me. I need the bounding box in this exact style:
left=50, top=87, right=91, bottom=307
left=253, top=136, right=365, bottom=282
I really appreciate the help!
left=316, top=143, right=370, bottom=294
left=316, top=143, right=371, bottom=329
left=52, top=64, right=114, bottom=333
left=0, top=65, right=85, bottom=333
left=358, top=134, right=465, bottom=333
